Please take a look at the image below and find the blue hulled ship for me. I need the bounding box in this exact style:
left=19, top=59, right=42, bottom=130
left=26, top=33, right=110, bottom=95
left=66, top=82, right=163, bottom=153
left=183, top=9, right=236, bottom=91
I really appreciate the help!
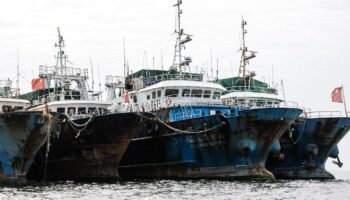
left=21, top=29, right=142, bottom=181
left=266, top=113, right=350, bottom=179
left=216, top=18, right=350, bottom=180
left=0, top=79, right=62, bottom=182
left=118, top=2, right=302, bottom=181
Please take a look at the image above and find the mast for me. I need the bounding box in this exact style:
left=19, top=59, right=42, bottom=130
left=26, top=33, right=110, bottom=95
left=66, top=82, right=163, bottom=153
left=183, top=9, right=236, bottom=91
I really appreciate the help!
left=55, top=27, right=66, bottom=98
left=90, top=58, right=94, bottom=94
left=238, top=17, right=257, bottom=86
left=16, top=48, right=20, bottom=98
left=98, top=62, right=102, bottom=100
left=171, top=0, right=192, bottom=77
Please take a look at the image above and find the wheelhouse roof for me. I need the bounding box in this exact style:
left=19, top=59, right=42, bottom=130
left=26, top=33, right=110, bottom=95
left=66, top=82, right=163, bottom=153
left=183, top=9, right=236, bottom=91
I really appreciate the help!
left=138, top=80, right=226, bottom=93
left=0, top=98, right=30, bottom=104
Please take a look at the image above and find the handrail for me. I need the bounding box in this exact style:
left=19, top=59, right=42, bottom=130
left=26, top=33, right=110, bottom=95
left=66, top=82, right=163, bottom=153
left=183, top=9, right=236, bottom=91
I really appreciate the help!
left=304, top=111, right=343, bottom=118
left=165, top=94, right=222, bottom=107
left=225, top=85, right=278, bottom=95
left=39, top=65, right=89, bottom=78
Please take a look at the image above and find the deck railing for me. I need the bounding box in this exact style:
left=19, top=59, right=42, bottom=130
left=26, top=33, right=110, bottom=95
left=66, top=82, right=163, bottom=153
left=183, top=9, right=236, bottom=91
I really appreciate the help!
left=225, top=86, right=278, bottom=95
left=304, top=111, right=343, bottom=118
left=39, top=65, right=89, bottom=79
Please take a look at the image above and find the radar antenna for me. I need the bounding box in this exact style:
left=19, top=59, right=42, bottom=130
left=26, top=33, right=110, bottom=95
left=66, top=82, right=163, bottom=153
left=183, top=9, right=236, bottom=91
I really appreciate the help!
left=238, top=17, right=257, bottom=86
left=171, top=0, right=193, bottom=77
left=55, top=27, right=67, bottom=97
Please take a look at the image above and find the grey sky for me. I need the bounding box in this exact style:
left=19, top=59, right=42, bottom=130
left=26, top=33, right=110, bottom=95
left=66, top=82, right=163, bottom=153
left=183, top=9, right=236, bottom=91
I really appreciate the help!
left=1, top=0, right=350, bottom=170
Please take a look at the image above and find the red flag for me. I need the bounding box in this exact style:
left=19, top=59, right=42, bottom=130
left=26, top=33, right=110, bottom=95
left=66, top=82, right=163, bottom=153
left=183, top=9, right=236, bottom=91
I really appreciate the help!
left=31, top=78, right=45, bottom=91
left=331, top=86, right=343, bottom=103
left=124, top=90, right=129, bottom=103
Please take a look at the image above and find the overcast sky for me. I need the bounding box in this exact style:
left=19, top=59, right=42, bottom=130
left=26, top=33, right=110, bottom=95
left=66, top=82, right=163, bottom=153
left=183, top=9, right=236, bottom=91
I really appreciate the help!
left=1, top=0, right=350, bottom=171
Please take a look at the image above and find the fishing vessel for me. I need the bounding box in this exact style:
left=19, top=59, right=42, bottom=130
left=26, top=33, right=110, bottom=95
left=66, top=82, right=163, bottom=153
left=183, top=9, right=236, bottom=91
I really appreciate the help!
left=266, top=111, right=350, bottom=179
left=217, top=18, right=350, bottom=180
left=0, top=79, right=62, bottom=182
left=118, top=1, right=302, bottom=180
left=23, top=28, right=141, bottom=181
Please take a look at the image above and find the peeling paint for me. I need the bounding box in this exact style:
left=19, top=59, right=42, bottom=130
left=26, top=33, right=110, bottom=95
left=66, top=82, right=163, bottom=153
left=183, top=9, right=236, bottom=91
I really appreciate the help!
left=0, top=112, right=62, bottom=182
left=27, top=112, right=141, bottom=181
left=119, top=107, right=302, bottom=180
left=266, top=117, right=350, bottom=179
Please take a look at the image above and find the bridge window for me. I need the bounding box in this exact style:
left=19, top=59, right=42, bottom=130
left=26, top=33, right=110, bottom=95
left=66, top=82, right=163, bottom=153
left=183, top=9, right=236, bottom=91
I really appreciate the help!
left=152, top=91, right=156, bottom=99
left=68, top=107, right=76, bottom=115
left=203, top=90, right=211, bottom=98
left=147, top=95, right=150, bottom=100
left=57, top=107, right=66, bottom=114
left=99, top=107, right=107, bottom=115
left=157, top=90, right=162, bottom=98
left=2, top=105, right=11, bottom=112
left=213, top=91, right=220, bottom=99
left=165, top=89, right=179, bottom=97
left=14, top=106, right=24, bottom=111
left=256, top=100, right=264, bottom=107
left=191, top=89, right=202, bottom=98
left=182, top=89, right=190, bottom=97
left=88, top=107, right=97, bottom=114
left=78, top=107, right=86, bottom=114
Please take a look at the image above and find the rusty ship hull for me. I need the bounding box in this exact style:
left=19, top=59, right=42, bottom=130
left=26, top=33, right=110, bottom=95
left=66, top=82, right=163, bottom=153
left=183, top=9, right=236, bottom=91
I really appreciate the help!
left=266, top=117, right=350, bottom=179
left=0, top=112, right=61, bottom=182
left=27, top=112, right=141, bottom=181
left=119, top=107, right=302, bottom=180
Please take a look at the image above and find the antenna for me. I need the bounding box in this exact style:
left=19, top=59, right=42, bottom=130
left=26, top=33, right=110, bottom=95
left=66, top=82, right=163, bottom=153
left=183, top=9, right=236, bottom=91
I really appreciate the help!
left=161, top=48, right=164, bottom=70
left=16, top=48, right=20, bottom=98
left=90, top=58, right=94, bottom=93
left=238, top=17, right=257, bottom=86
left=172, top=0, right=192, bottom=77
left=55, top=27, right=66, bottom=97
left=210, top=49, right=213, bottom=80
left=216, top=59, right=219, bottom=82
left=97, top=62, right=102, bottom=100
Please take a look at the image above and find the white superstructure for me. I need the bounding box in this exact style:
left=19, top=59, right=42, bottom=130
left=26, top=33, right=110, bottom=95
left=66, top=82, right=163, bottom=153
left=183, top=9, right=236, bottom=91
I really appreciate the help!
left=220, top=18, right=283, bottom=108
left=0, top=79, right=29, bottom=113
left=126, top=0, right=226, bottom=112
left=129, top=80, right=226, bottom=112
left=27, top=28, right=111, bottom=118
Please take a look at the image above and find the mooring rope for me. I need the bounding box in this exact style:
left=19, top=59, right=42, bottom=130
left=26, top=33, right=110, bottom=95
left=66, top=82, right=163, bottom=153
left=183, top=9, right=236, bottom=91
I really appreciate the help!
left=134, top=112, right=226, bottom=134
left=64, top=114, right=95, bottom=138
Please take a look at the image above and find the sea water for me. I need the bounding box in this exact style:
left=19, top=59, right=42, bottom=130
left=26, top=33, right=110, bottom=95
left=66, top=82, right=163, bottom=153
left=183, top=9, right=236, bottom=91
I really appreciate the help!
left=0, top=171, right=349, bottom=200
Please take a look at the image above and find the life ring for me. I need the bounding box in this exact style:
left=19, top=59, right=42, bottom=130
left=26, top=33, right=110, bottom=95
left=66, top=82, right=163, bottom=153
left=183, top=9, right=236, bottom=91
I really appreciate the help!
left=166, top=97, right=172, bottom=107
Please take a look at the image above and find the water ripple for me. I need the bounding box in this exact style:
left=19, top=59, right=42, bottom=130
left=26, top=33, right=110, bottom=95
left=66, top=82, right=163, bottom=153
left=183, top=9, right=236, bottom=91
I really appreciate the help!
left=0, top=172, right=350, bottom=200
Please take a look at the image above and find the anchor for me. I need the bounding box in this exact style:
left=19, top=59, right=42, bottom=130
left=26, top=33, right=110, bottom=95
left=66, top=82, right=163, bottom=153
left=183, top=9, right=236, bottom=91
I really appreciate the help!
left=332, top=156, right=343, bottom=168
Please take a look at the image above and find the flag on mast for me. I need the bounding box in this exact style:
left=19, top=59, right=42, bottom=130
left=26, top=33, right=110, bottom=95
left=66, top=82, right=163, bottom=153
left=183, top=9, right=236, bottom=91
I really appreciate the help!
left=124, top=90, right=129, bottom=103
left=331, top=86, right=343, bottom=103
